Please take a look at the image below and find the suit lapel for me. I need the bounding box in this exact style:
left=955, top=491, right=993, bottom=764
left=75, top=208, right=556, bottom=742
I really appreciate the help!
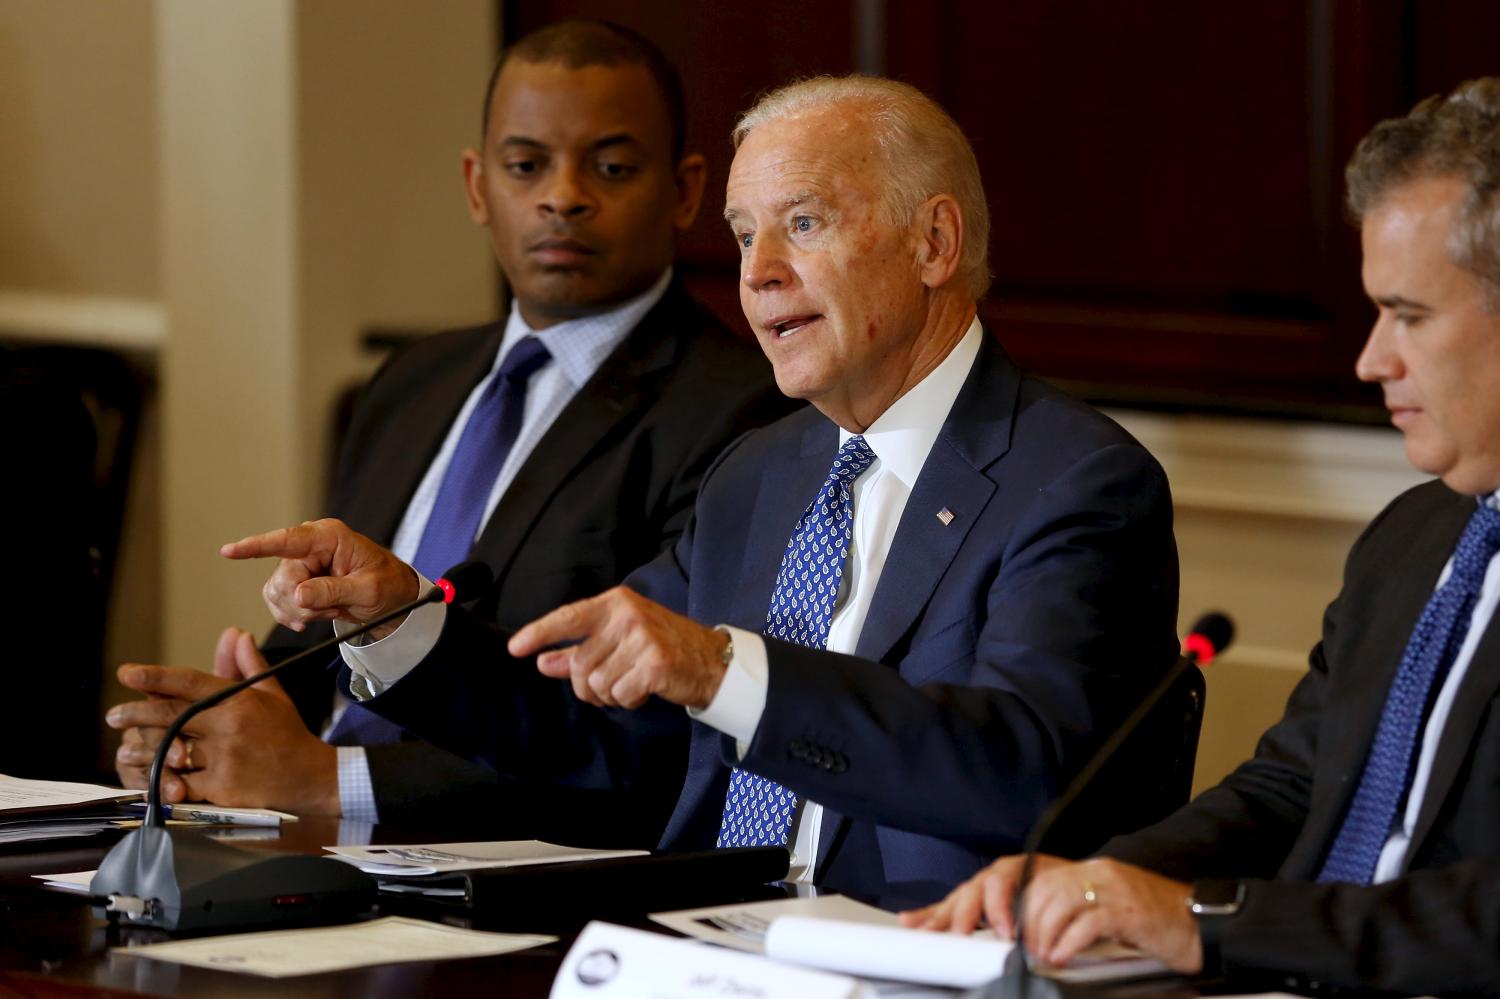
left=358, top=327, right=501, bottom=544
left=469, top=291, right=682, bottom=583
left=727, top=419, right=837, bottom=630
left=854, top=341, right=1013, bottom=662
left=820, top=341, right=1014, bottom=872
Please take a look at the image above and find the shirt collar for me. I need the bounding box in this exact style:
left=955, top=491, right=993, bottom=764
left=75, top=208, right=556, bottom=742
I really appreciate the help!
left=495, top=267, right=673, bottom=386
left=838, top=317, right=983, bottom=489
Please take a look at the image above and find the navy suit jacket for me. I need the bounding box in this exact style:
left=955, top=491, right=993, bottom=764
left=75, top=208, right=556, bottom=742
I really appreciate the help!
left=355, top=337, right=1180, bottom=898
left=1103, top=481, right=1500, bottom=997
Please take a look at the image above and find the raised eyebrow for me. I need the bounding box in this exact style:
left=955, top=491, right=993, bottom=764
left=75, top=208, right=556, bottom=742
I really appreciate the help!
left=723, top=192, right=829, bottom=224
left=781, top=191, right=829, bottom=212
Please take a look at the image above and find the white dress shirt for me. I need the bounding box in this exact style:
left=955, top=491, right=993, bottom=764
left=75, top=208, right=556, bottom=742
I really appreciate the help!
left=1372, top=490, right=1500, bottom=881
left=341, top=316, right=984, bottom=876
left=691, top=319, right=982, bottom=880
left=332, top=269, right=672, bottom=821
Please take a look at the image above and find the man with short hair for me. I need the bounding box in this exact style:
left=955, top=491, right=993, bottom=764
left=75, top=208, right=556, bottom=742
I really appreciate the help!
left=107, top=20, right=787, bottom=842
left=905, top=79, right=1500, bottom=996
left=228, top=76, right=1180, bottom=899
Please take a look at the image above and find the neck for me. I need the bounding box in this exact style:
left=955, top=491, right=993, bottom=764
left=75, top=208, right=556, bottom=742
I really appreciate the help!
left=816, top=292, right=976, bottom=433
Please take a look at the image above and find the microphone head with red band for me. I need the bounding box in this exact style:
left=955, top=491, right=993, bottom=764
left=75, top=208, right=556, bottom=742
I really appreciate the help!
left=435, top=561, right=495, bottom=605
left=1183, top=610, right=1235, bottom=665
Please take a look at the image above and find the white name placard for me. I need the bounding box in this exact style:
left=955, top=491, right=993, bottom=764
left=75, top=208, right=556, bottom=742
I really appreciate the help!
left=550, top=921, right=862, bottom=999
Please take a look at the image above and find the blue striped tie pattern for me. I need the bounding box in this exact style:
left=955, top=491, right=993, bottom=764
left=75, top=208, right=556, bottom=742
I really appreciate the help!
left=1316, top=500, right=1500, bottom=884
left=325, top=336, right=551, bottom=748
left=716, top=435, right=877, bottom=848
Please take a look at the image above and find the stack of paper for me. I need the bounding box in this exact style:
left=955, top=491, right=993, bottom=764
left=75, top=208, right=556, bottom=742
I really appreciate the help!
left=112, top=916, right=555, bottom=978
left=0, top=774, right=141, bottom=845
left=323, top=840, right=648, bottom=878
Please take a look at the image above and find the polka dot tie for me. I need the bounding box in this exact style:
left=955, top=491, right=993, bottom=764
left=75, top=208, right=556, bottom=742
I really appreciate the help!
left=716, top=435, right=877, bottom=849
left=1316, top=500, right=1500, bottom=884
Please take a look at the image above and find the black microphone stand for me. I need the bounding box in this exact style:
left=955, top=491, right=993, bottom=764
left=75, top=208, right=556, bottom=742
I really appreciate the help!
left=970, top=606, right=1234, bottom=998
left=92, top=562, right=491, bottom=931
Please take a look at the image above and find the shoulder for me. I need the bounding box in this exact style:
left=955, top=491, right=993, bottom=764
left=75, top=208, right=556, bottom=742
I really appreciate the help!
left=963, top=342, right=1166, bottom=493
left=1345, top=478, right=1469, bottom=570
left=364, top=321, right=502, bottom=394
left=636, top=284, right=773, bottom=390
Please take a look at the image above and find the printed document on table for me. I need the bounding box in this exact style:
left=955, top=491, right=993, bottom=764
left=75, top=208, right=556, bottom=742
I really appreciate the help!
left=113, top=916, right=555, bottom=977
left=324, top=839, right=647, bottom=876
left=0, top=774, right=140, bottom=813
left=763, top=916, right=1167, bottom=989
left=650, top=893, right=900, bottom=952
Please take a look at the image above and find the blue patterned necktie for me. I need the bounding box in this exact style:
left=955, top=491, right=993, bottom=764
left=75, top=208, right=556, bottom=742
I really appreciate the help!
left=1316, top=500, right=1500, bottom=884
left=716, top=435, right=877, bottom=848
left=411, top=335, right=552, bottom=581
left=325, top=335, right=551, bottom=748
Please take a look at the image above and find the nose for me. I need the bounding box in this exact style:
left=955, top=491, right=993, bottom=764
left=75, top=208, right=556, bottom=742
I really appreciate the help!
left=741, top=232, right=793, bottom=292
left=1354, top=311, right=1402, bottom=384
left=538, top=162, right=595, bottom=219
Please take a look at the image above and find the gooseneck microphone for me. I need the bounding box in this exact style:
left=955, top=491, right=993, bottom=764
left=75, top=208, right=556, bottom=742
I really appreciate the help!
left=141, top=559, right=494, bottom=827
left=93, top=561, right=494, bottom=931
left=977, top=612, right=1235, bottom=999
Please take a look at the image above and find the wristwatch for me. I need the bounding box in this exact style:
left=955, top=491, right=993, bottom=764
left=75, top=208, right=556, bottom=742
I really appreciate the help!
left=1186, top=879, right=1245, bottom=917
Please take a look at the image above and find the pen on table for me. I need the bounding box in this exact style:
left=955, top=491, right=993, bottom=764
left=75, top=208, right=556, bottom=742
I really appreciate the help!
left=129, top=803, right=284, bottom=827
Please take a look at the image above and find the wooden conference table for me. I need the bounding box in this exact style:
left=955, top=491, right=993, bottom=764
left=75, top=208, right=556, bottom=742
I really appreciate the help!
left=0, top=819, right=1221, bottom=998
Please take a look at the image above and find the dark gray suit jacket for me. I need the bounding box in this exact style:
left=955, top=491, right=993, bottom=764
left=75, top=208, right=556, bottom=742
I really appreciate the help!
left=268, top=281, right=791, bottom=843
left=1103, top=480, right=1500, bottom=997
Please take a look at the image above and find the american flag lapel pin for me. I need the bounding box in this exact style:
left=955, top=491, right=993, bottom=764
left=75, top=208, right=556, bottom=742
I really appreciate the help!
left=936, top=507, right=955, bottom=526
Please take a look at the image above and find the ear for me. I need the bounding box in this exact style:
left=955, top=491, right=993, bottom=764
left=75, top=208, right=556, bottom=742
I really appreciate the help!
left=916, top=194, right=964, bottom=290
left=672, top=153, right=708, bottom=232
left=461, top=148, right=489, bottom=225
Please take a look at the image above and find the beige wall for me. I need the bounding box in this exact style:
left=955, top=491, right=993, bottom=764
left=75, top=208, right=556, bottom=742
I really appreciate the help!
left=1, top=2, right=496, bottom=754
left=0, top=1, right=160, bottom=297
left=156, top=0, right=497, bottom=666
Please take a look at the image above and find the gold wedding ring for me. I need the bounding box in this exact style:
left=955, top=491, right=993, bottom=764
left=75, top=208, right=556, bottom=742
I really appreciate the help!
left=183, top=740, right=195, bottom=770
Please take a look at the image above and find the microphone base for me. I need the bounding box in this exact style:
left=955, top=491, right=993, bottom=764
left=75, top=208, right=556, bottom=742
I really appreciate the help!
left=91, top=824, right=376, bottom=932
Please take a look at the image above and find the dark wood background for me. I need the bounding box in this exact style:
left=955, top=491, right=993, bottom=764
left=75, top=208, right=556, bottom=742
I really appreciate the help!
left=506, top=0, right=1499, bottom=420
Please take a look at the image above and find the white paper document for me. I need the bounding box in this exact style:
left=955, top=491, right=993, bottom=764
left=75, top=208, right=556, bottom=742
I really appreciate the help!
left=33, top=870, right=96, bottom=894
left=113, top=916, right=555, bottom=978
left=551, top=921, right=861, bottom=999
left=651, top=893, right=900, bottom=952
left=0, top=774, right=140, bottom=812
left=324, top=839, right=647, bottom=877
left=765, top=916, right=1167, bottom=989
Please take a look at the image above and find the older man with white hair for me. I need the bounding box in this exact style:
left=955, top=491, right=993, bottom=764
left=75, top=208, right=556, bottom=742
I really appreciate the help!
left=226, top=75, right=1180, bottom=901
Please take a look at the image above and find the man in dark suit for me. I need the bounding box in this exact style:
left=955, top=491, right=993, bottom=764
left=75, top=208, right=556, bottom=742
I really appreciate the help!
left=905, top=79, right=1500, bottom=996
left=228, top=76, right=1179, bottom=901
left=106, top=21, right=785, bottom=842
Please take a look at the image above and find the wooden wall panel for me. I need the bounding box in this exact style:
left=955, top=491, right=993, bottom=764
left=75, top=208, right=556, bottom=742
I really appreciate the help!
left=507, top=0, right=1500, bottom=416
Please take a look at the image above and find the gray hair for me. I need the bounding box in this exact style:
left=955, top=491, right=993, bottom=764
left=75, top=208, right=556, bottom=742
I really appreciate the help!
left=1346, top=77, right=1500, bottom=310
left=734, top=76, right=992, bottom=300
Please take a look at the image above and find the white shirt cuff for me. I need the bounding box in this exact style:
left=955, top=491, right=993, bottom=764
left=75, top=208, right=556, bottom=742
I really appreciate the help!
left=687, top=625, right=768, bottom=758
left=335, top=746, right=381, bottom=824
left=335, top=572, right=447, bottom=697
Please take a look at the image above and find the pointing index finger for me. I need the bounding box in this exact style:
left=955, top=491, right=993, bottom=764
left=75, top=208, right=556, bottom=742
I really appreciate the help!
left=509, top=598, right=597, bottom=658
left=220, top=523, right=326, bottom=562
